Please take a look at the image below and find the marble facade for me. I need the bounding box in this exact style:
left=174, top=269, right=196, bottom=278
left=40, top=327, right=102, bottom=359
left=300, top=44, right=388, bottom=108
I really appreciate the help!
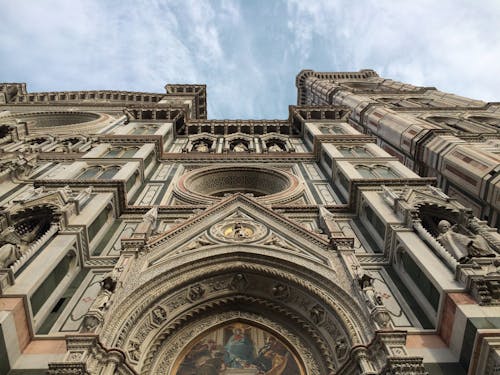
left=0, top=71, right=499, bottom=374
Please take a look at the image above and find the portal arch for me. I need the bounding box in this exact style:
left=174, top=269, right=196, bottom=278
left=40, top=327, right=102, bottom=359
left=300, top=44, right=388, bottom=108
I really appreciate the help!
left=100, top=251, right=374, bottom=374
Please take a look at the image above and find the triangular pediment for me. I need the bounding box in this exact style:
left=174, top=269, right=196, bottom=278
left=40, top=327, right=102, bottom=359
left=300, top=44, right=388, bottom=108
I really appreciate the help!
left=147, top=194, right=331, bottom=267
left=402, top=187, right=459, bottom=212
left=9, top=187, right=71, bottom=213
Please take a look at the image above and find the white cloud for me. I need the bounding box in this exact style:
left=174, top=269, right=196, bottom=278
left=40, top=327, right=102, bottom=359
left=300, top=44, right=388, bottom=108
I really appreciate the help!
left=1, top=1, right=499, bottom=117
left=286, top=0, right=500, bottom=102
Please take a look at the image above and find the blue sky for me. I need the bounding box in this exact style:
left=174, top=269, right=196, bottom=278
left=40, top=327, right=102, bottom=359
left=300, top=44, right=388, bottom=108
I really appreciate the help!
left=1, top=0, right=500, bottom=119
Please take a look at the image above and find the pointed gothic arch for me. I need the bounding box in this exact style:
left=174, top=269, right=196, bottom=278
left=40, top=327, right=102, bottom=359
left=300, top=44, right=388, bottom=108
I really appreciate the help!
left=97, top=248, right=374, bottom=375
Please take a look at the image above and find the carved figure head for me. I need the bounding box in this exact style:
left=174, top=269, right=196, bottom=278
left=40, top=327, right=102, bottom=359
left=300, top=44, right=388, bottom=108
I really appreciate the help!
left=438, top=220, right=451, bottom=234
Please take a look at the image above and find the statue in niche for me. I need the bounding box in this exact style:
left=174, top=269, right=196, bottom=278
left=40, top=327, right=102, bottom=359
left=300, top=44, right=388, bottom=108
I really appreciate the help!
left=194, top=141, right=209, bottom=153
left=91, top=272, right=118, bottom=311
left=268, top=142, right=284, bottom=152
left=436, top=220, right=496, bottom=263
left=92, top=289, right=113, bottom=311
left=0, top=242, right=21, bottom=268
left=233, top=223, right=247, bottom=238
left=356, top=269, right=383, bottom=310
left=232, top=142, right=248, bottom=152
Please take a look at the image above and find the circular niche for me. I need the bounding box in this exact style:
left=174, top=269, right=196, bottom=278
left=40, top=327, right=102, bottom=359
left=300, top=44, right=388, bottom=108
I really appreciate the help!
left=175, top=166, right=302, bottom=205
left=22, top=112, right=101, bottom=127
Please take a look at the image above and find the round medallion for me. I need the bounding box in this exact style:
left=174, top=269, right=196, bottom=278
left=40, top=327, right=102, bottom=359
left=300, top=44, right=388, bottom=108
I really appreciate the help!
left=210, top=220, right=267, bottom=243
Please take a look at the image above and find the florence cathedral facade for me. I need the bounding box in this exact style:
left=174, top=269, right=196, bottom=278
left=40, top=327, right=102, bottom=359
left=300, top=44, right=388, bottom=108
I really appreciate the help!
left=0, top=70, right=499, bottom=375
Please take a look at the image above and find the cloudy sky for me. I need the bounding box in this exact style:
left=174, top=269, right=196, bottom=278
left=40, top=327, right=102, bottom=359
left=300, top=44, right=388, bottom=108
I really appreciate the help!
left=1, top=0, right=499, bottom=119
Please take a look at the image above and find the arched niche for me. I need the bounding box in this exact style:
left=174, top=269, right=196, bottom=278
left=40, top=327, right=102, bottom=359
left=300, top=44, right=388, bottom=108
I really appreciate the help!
left=265, top=138, right=287, bottom=152
left=192, top=139, right=213, bottom=152
left=417, top=203, right=459, bottom=237
left=9, top=204, right=59, bottom=245
left=0, top=124, right=13, bottom=138
left=224, top=133, right=254, bottom=153
left=230, top=139, right=250, bottom=152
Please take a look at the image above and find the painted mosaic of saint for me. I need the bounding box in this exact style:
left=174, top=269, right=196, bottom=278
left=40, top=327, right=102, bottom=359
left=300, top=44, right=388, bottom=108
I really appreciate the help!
left=175, top=323, right=302, bottom=375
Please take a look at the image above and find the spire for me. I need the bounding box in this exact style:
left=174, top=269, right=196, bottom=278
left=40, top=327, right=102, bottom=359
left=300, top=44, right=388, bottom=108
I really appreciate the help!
left=318, top=205, right=342, bottom=238
left=134, top=206, right=159, bottom=241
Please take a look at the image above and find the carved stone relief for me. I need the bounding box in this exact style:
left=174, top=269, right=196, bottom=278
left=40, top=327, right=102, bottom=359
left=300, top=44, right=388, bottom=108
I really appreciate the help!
left=151, top=306, right=168, bottom=326
left=210, top=216, right=267, bottom=243
left=117, top=269, right=367, bottom=375
left=107, top=259, right=369, bottom=351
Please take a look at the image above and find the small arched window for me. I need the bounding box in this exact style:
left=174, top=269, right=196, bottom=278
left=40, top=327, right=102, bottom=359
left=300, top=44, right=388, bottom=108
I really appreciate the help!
left=352, top=146, right=371, bottom=157
left=98, top=166, right=120, bottom=180
left=355, top=165, right=377, bottom=178
left=372, top=165, right=399, bottom=178
left=319, top=125, right=345, bottom=134
left=131, top=124, right=159, bottom=135
left=104, top=147, right=123, bottom=158
left=28, top=137, right=49, bottom=145
left=77, top=165, right=120, bottom=180
left=122, top=147, right=139, bottom=158
left=77, top=166, right=102, bottom=179
left=104, top=147, right=139, bottom=158
left=63, top=137, right=82, bottom=146
left=338, top=146, right=371, bottom=157
left=355, top=164, right=399, bottom=178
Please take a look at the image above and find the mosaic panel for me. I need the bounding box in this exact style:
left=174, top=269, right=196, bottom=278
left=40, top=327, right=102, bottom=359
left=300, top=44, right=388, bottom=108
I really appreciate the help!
left=174, top=322, right=303, bottom=375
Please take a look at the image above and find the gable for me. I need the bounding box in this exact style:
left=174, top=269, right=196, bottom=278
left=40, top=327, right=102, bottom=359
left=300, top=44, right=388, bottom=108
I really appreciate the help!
left=147, top=194, right=331, bottom=267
